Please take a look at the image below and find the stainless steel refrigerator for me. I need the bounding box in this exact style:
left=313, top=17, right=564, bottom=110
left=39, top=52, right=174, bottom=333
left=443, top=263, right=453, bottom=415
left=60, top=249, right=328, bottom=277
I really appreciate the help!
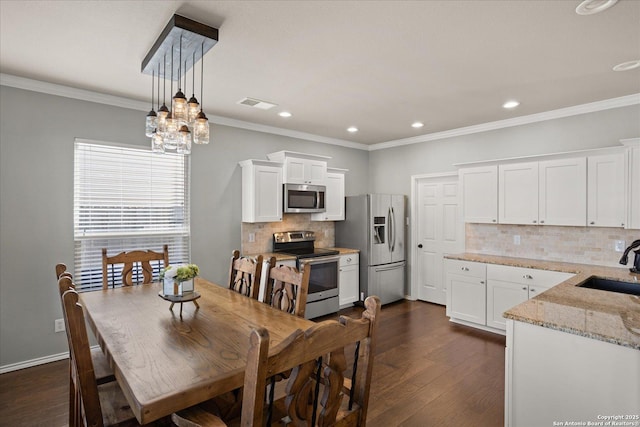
left=335, top=194, right=406, bottom=305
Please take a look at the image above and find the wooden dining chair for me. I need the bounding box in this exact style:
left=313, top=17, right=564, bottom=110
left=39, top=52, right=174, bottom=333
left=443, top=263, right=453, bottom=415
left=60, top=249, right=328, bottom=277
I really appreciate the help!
left=228, top=250, right=264, bottom=300
left=101, top=245, right=169, bottom=289
left=55, top=265, right=115, bottom=389
left=263, top=260, right=310, bottom=318
left=60, top=285, right=139, bottom=427
left=172, top=295, right=382, bottom=427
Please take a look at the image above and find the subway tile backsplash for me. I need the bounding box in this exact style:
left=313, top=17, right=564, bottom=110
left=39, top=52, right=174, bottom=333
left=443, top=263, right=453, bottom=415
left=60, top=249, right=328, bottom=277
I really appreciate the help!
left=465, top=224, right=639, bottom=268
left=241, top=214, right=335, bottom=254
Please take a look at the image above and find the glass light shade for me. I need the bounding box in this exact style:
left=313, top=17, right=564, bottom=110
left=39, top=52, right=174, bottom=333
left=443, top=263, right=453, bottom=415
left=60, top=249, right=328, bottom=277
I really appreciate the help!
left=151, top=131, right=165, bottom=153
left=164, top=113, right=179, bottom=149
left=177, top=125, right=192, bottom=154
left=157, top=104, right=169, bottom=134
left=172, top=90, right=188, bottom=124
left=145, top=110, right=157, bottom=137
left=187, top=95, right=200, bottom=125
left=193, top=111, right=210, bottom=145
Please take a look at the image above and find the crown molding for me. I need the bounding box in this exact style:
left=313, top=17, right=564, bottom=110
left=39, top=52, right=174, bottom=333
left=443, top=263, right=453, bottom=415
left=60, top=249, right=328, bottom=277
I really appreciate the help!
left=369, top=93, right=640, bottom=151
left=3, top=73, right=637, bottom=153
left=0, top=73, right=368, bottom=151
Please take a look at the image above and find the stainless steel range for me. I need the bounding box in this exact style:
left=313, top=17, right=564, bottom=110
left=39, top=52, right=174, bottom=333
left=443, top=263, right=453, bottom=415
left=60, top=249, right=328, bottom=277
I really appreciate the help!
left=273, top=231, right=340, bottom=319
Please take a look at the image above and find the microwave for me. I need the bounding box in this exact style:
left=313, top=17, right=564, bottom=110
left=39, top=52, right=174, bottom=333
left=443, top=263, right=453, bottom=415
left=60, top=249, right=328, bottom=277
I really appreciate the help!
left=283, top=183, right=326, bottom=213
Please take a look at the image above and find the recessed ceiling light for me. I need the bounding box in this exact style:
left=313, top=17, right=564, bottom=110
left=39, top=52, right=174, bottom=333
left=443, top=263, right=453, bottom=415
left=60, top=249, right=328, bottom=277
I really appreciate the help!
left=347, top=126, right=358, bottom=133
left=502, top=100, right=520, bottom=109
left=278, top=111, right=292, bottom=118
left=613, top=60, right=640, bottom=72
left=411, top=122, right=424, bottom=128
left=575, top=0, right=618, bottom=15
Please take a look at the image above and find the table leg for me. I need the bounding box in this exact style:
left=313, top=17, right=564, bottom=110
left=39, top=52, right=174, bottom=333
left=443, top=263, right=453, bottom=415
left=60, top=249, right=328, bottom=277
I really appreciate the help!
left=169, top=302, right=175, bottom=311
left=193, top=300, right=200, bottom=309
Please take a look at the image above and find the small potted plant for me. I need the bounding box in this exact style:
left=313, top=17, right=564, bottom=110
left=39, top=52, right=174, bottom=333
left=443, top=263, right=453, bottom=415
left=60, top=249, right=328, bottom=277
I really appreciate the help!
left=161, top=264, right=199, bottom=296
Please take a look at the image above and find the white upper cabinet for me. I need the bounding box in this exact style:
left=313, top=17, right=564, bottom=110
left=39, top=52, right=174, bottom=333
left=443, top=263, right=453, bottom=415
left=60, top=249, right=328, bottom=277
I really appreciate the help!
left=587, top=153, right=625, bottom=228
left=267, top=151, right=329, bottom=185
left=311, top=168, right=347, bottom=221
left=499, top=162, right=539, bottom=225
left=538, top=157, right=586, bottom=226
left=623, top=138, right=640, bottom=230
left=239, top=159, right=283, bottom=223
left=459, top=165, right=498, bottom=223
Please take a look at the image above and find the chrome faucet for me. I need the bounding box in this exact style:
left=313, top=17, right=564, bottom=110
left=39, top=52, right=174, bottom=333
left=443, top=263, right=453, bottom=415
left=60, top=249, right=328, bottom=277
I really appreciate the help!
left=619, top=239, right=640, bottom=273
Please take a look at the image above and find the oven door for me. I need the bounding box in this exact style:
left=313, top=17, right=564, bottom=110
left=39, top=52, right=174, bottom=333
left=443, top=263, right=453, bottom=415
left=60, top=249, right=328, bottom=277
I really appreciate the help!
left=299, top=256, right=340, bottom=303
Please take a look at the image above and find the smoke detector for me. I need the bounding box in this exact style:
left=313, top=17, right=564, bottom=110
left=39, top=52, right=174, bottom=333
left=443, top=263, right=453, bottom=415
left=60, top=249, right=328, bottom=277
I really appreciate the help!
left=237, top=97, right=278, bottom=110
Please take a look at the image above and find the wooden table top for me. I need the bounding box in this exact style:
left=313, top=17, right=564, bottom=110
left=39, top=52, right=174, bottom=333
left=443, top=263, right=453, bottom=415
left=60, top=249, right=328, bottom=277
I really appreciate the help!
left=80, top=278, right=315, bottom=424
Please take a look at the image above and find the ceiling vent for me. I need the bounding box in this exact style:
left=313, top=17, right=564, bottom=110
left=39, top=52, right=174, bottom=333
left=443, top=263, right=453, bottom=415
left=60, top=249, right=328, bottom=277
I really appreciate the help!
left=237, top=97, right=278, bottom=110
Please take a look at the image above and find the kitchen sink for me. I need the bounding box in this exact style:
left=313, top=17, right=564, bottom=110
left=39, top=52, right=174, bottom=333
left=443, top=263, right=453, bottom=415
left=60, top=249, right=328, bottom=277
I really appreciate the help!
left=577, top=277, right=640, bottom=296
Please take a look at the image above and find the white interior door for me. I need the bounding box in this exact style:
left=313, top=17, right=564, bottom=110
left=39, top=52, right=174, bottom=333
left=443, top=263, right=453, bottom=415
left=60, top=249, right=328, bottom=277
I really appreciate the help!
left=413, top=174, right=464, bottom=304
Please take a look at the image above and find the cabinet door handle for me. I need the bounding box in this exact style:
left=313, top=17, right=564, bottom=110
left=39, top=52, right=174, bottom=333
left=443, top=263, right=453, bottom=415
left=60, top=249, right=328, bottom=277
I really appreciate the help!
left=533, top=220, right=537, bottom=224
left=480, top=281, right=485, bottom=284
left=346, top=257, right=352, bottom=262
left=522, top=286, right=527, bottom=290
left=530, top=288, right=536, bottom=292
left=523, top=274, right=533, bottom=279
left=461, top=267, right=469, bottom=271
left=418, top=244, right=423, bottom=248
left=492, top=219, right=497, bottom=223
left=590, top=221, right=595, bottom=225
left=540, top=220, right=545, bottom=224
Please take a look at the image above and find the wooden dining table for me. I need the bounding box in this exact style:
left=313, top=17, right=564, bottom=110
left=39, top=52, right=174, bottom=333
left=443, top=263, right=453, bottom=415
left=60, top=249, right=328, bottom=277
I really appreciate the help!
left=80, top=277, right=315, bottom=424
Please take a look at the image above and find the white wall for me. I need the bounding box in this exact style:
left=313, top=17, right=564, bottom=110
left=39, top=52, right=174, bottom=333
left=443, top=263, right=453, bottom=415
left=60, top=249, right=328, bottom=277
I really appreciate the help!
left=0, top=85, right=369, bottom=368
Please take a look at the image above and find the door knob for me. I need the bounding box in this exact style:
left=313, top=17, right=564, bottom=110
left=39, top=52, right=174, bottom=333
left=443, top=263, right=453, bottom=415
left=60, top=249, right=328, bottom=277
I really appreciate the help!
left=418, top=244, right=423, bottom=248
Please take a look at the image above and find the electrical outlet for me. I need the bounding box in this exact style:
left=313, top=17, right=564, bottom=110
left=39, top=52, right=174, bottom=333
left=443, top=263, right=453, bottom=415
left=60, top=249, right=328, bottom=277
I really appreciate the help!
left=513, top=235, right=521, bottom=245
left=248, top=233, right=255, bottom=243
left=614, top=240, right=626, bottom=252
left=54, top=318, right=65, bottom=333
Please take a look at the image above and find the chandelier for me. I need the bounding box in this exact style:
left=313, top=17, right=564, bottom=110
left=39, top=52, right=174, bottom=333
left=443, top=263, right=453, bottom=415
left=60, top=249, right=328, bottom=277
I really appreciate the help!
left=142, top=15, right=219, bottom=154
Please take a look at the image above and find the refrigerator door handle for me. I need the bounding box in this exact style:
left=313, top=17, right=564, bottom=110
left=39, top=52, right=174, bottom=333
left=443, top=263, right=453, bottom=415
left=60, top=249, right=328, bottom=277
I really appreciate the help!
left=374, top=263, right=405, bottom=272
left=388, top=207, right=393, bottom=253
left=391, top=206, right=396, bottom=252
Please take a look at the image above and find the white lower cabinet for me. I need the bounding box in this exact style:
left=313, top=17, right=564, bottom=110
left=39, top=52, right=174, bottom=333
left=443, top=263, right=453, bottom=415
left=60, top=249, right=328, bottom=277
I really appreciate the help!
left=339, top=253, right=359, bottom=308
left=445, top=259, right=487, bottom=325
left=505, top=320, right=640, bottom=427
left=447, top=260, right=574, bottom=333
left=486, top=264, right=574, bottom=331
left=486, top=280, right=529, bottom=330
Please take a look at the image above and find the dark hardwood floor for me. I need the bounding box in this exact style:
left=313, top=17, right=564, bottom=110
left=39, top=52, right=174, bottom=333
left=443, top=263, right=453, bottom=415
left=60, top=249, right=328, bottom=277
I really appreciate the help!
left=0, top=300, right=505, bottom=426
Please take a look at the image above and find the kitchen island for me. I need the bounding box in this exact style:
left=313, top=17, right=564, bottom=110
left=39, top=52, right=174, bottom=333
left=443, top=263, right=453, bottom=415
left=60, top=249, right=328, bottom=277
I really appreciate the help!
left=446, top=253, right=640, bottom=427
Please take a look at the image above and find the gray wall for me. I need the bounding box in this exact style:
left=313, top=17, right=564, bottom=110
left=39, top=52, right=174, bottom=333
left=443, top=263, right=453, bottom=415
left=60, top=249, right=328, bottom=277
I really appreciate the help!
left=1, top=83, right=638, bottom=368
left=0, top=85, right=369, bottom=367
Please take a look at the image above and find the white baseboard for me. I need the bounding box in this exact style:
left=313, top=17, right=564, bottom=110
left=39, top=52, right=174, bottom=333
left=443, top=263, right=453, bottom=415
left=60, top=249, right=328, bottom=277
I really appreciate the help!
left=0, top=345, right=101, bottom=374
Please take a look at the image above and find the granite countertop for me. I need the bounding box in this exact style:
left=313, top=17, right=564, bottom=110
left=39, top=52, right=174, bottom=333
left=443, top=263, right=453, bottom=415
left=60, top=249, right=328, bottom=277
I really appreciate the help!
left=326, top=247, right=360, bottom=255
left=445, top=253, right=640, bottom=349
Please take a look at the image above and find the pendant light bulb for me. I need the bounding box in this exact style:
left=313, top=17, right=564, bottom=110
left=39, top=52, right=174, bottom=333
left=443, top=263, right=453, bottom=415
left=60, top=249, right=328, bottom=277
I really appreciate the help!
left=177, top=125, right=192, bottom=154
left=164, top=111, right=179, bottom=149
left=151, top=130, right=165, bottom=154
left=146, top=70, right=157, bottom=138
left=172, top=35, right=188, bottom=124
left=193, top=42, right=210, bottom=145
left=157, top=55, right=169, bottom=135
left=187, top=51, right=200, bottom=126
left=194, top=110, right=210, bottom=145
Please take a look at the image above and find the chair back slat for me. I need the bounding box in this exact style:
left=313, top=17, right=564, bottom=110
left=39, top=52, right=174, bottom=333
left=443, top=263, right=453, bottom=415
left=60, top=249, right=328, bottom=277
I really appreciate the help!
left=101, top=245, right=169, bottom=289
left=228, top=250, right=263, bottom=300
left=264, top=262, right=310, bottom=318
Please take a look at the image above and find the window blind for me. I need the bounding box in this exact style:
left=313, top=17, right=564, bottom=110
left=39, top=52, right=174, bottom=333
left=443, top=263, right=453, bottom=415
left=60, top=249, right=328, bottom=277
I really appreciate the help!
left=73, top=140, right=190, bottom=291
